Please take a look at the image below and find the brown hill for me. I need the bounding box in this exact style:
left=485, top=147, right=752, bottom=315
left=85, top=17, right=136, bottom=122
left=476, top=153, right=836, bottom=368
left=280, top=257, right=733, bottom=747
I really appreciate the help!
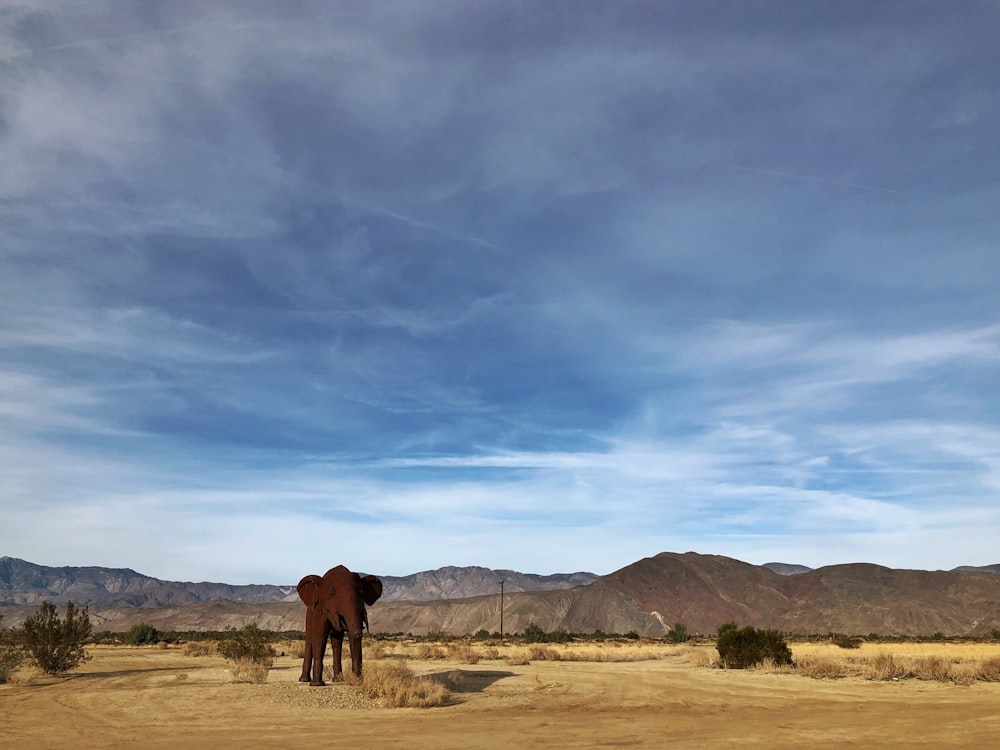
left=4, top=552, right=999, bottom=637
left=0, top=557, right=595, bottom=608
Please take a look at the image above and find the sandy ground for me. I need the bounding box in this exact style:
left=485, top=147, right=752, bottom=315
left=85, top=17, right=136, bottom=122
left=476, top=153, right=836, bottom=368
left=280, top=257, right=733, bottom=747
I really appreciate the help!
left=4, top=644, right=1000, bottom=748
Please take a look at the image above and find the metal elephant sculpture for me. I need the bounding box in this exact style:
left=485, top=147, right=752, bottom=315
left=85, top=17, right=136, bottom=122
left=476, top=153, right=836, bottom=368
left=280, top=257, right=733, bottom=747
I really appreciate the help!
left=297, top=565, right=383, bottom=685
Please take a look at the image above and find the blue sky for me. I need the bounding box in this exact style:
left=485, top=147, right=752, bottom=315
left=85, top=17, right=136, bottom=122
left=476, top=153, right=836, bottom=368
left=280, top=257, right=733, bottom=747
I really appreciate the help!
left=2, top=2, right=998, bottom=584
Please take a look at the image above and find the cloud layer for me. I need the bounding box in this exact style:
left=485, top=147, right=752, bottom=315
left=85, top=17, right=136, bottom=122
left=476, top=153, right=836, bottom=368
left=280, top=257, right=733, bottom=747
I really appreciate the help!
left=2, top=2, right=998, bottom=582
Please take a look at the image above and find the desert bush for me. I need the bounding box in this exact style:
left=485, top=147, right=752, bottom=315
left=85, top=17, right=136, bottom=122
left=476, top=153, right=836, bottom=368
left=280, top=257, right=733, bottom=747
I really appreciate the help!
left=217, top=622, right=275, bottom=665
left=182, top=641, right=216, bottom=657
left=863, top=652, right=909, bottom=681
left=123, top=623, right=160, bottom=646
left=716, top=623, right=792, bottom=669
left=797, top=656, right=845, bottom=679
left=217, top=622, right=275, bottom=682
left=505, top=652, right=531, bottom=666
left=413, top=643, right=445, bottom=660
left=480, top=646, right=499, bottom=660
left=978, top=656, right=1000, bottom=682
left=447, top=643, right=481, bottom=664
left=668, top=623, right=689, bottom=643
left=288, top=640, right=307, bottom=659
left=527, top=645, right=560, bottom=661
left=20, top=601, right=93, bottom=676
left=830, top=633, right=862, bottom=649
left=352, top=661, right=450, bottom=707
left=911, top=656, right=950, bottom=681
left=365, top=639, right=387, bottom=660
left=522, top=623, right=546, bottom=643
left=230, top=657, right=270, bottom=684
left=686, top=647, right=717, bottom=668
left=0, top=615, right=25, bottom=683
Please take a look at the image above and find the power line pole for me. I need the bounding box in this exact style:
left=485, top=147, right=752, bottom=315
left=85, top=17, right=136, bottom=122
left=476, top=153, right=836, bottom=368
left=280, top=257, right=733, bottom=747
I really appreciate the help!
left=499, top=580, right=504, bottom=643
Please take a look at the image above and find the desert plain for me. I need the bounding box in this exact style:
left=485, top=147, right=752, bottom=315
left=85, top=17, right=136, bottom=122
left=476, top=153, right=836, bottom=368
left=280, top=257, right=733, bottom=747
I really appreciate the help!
left=4, top=639, right=1000, bottom=749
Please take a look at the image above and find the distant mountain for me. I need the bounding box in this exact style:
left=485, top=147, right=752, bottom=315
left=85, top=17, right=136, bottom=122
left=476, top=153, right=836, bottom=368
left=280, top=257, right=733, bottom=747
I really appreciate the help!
left=4, top=553, right=1000, bottom=638
left=0, top=557, right=595, bottom=608
left=379, top=566, right=597, bottom=602
left=0, top=557, right=299, bottom=607
left=762, top=562, right=812, bottom=575
left=952, top=564, right=1000, bottom=575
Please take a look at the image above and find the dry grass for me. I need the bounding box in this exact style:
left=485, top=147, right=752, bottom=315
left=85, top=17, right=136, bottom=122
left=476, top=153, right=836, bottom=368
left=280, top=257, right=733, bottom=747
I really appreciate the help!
left=412, top=644, right=446, bottom=660
left=785, top=642, right=1000, bottom=684
left=796, top=656, right=846, bottom=679
left=230, top=657, right=270, bottom=684
left=182, top=641, right=215, bottom=657
left=350, top=661, right=450, bottom=707
left=447, top=643, right=481, bottom=664
left=749, top=657, right=794, bottom=675
left=287, top=640, right=306, bottom=660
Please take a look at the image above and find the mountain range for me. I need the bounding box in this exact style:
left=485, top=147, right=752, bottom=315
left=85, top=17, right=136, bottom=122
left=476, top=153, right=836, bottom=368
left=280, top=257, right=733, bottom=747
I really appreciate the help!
left=2, top=553, right=999, bottom=638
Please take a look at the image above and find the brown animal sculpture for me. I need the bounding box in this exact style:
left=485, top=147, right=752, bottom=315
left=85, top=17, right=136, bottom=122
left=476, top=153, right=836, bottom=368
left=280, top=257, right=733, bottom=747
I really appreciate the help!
left=297, top=565, right=383, bottom=685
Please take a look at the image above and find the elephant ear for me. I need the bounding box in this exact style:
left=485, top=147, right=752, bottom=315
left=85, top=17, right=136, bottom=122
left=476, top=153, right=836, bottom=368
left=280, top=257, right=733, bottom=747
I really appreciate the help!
left=362, top=575, right=383, bottom=606
left=297, top=574, right=323, bottom=606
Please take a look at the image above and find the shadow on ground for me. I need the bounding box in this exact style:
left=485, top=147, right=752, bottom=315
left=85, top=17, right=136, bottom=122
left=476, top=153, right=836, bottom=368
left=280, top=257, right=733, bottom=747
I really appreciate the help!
left=426, top=669, right=514, bottom=693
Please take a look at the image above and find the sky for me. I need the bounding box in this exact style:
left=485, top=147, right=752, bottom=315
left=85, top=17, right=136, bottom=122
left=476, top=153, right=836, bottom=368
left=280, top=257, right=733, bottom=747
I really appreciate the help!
left=1, top=1, right=999, bottom=585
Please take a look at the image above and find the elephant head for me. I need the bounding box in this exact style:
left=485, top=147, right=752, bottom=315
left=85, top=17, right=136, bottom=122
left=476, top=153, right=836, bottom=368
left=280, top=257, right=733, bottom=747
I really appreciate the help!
left=297, top=565, right=383, bottom=684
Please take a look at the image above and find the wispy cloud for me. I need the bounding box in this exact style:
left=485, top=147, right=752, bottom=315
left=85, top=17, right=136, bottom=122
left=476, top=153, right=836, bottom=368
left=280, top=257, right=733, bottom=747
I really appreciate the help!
left=1, top=2, right=998, bottom=581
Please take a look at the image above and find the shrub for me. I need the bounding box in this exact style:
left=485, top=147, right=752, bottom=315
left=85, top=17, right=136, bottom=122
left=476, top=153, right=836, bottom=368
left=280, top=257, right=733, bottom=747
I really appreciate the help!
left=527, top=645, right=560, bottom=661
left=797, top=656, right=845, bottom=679
left=20, top=601, right=93, bottom=676
left=413, top=644, right=445, bottom=660
left=217, top=622, right=275, bottom=682
left=667, top=623, right=689, bottom=643
left=912, top=656, right=950, bottom=682
left=230, top=657, right=270, bottom=684
left=863, top=652, right=908, bottom=681
left=830, top=633, right=862, bottom=649
left=716, top=623, right=792, bottom=669
left=523, top=623, right=546, bottom=643
left=351, top=661, right=450, bottom=707
left=123, top=623, right=160, bottom=646
left=182, top=641, right=215, bottom=657
left=473, top=629, right=491, bottom=641
left=976, top=656, right=1000, bottom=682
left=217, top=622, right=275, bottom=665
left=447, top=643, right=481, bottom=664
left=0, top=614, right=25, bottom=683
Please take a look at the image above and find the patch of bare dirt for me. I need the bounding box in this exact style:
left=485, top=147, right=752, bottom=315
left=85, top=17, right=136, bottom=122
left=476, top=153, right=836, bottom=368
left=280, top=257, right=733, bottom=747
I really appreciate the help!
left=3, top=644, right=1000, bottom=748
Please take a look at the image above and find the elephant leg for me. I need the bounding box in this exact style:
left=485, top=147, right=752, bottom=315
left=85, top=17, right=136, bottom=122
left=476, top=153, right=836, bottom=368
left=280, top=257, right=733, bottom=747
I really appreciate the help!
left=330, top=631, right=345, bottom=681
left=309, top=622, right=330, bottom=686
left=299, top=638, right=312, bottom=682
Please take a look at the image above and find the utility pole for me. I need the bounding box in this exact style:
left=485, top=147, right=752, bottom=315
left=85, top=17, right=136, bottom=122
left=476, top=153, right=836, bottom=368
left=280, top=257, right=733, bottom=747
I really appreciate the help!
left=499, top=580, right=504, bottom=642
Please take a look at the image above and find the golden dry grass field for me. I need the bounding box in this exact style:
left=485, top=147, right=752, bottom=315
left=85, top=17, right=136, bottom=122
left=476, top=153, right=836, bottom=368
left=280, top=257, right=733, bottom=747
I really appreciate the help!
left=4, top=640, right=1000, bottom=748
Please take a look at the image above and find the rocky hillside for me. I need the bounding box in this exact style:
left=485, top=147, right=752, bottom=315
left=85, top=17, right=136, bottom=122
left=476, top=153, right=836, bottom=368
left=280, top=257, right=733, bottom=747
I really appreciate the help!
left=4, top=553, right=999, bottom=637
left=0, top=557, right=595, bottom=608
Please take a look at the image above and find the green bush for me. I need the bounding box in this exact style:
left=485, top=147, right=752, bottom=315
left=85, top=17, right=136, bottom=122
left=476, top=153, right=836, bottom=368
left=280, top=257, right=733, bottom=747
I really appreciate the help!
left=217, top=622, right=275, bottom=666
left=667, top=623, right=689, bottom=643
left=0, top=614, right=25, bottom=683
left=21, top=601, right=93, bottom=676
left=716, top=622, right=792, bottom=669
left=830, top=633, right=862, bottom=649
left=522, top=623, right=546, bottom=643
left=123, top=623, right=160, bottom=645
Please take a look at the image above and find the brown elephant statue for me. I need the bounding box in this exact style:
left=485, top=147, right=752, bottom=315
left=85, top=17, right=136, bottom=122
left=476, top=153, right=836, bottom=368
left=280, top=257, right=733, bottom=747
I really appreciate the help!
left=297, top=565, right=383, bottom=685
